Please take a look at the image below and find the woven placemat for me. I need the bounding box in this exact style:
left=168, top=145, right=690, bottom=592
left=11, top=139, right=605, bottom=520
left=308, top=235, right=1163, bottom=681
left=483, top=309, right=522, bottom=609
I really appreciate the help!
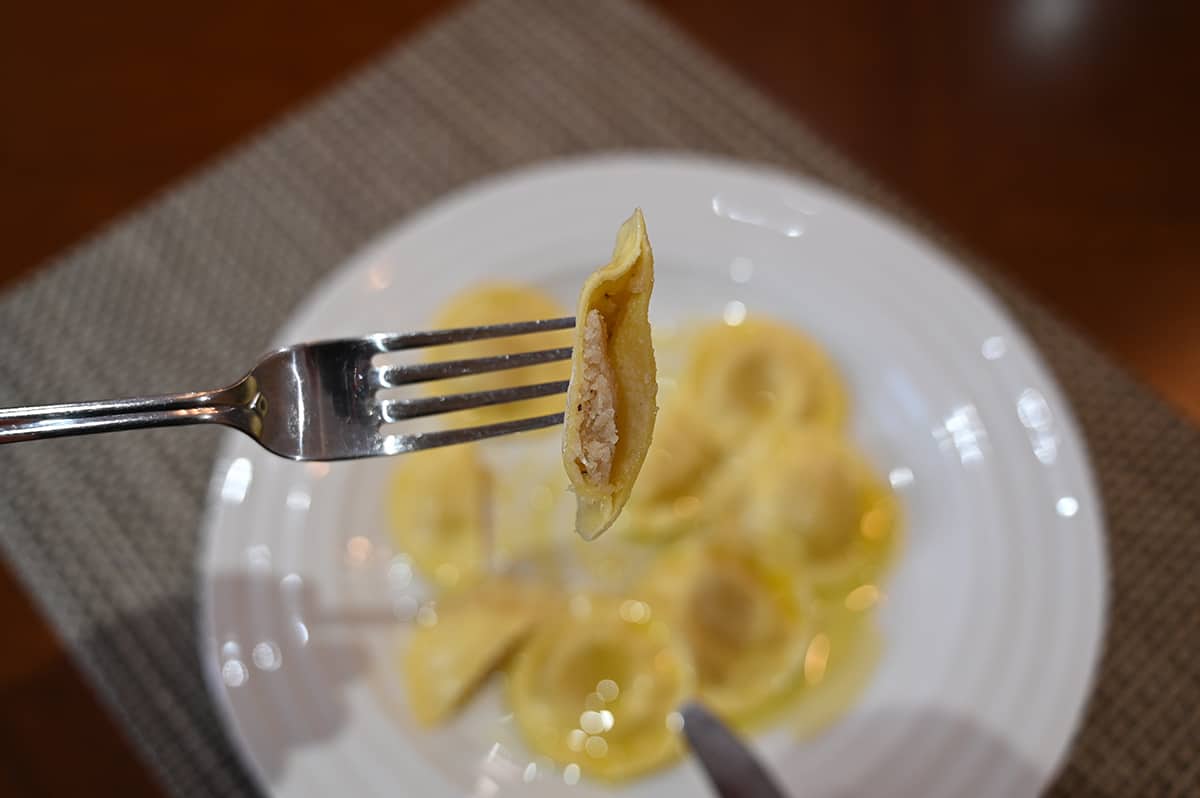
left=1, top=0, right=1196, bottom=795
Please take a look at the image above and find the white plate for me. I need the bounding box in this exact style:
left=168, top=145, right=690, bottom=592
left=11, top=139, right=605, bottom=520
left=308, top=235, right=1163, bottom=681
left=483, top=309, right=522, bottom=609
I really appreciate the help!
left=199, top=154, right=1107, bottom=798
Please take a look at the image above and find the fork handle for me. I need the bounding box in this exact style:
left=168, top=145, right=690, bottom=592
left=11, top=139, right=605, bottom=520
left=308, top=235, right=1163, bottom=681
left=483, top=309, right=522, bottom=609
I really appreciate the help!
left=0, top=386, right=248, bottom=444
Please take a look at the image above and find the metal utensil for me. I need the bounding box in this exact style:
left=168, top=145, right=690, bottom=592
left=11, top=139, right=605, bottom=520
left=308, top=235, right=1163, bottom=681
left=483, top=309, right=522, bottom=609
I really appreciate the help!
left=0, top=317, right=576, bottom=461
left=682, top=702, right=790, bottom=798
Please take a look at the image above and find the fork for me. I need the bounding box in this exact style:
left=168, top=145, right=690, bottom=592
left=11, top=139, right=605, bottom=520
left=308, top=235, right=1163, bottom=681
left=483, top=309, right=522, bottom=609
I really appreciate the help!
left=0, top=317, right=576, bottom=461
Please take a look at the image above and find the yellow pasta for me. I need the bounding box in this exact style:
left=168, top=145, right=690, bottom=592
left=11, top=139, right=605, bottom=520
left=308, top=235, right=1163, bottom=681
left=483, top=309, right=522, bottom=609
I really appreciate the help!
left=488, top=448, right=571, bottom=572
left=507, top=594, right=693, bottom=780
left=684, top=317, right=847, bottom=444
left=643, top=543, right=812, bottom=725
left=386, top=444, right=490, bottom=591
left=403, top=580, right=544, bottom=726
left=616, top=400, right=724, bottom=543
left=562, top=209, right=658, bottom=540
left=788, top=603, right=882, bottom=739
left=733, top=427, right=900, bottom=591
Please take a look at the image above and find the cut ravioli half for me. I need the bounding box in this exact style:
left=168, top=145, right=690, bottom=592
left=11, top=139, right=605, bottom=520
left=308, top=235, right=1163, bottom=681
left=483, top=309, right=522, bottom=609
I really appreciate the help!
left=507, top=594, right=693, bottom=780
left=403, top=579, right=545, bottom=726
left=563, top=209, right=658, bottom=540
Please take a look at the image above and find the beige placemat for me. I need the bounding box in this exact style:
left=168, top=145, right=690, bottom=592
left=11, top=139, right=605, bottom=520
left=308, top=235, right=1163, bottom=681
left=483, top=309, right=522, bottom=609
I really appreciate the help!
left=0, top=0, right=1195, bottom=795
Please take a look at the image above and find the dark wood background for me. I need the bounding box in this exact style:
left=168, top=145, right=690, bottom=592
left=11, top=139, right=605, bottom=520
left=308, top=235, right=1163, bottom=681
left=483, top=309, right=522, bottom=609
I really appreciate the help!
left=1, top=1, right=1197, bottom=794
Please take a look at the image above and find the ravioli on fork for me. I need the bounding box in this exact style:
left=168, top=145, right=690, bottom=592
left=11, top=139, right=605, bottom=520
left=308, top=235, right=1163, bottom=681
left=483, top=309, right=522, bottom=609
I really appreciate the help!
left=562, top=209, right=658, bottom=540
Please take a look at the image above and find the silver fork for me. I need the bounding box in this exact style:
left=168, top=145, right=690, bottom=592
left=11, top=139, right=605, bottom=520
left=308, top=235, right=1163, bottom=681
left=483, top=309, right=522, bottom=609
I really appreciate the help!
left=0, top=317, right=576, bottom=461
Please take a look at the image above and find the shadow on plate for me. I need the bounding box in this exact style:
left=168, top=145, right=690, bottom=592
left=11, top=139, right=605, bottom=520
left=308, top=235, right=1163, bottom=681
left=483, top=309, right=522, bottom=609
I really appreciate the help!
left=76, top=571, right=398, bottom=794
left=202, top=572, right=393, bottom=786
left=773, top=706, right=1046, bottom=797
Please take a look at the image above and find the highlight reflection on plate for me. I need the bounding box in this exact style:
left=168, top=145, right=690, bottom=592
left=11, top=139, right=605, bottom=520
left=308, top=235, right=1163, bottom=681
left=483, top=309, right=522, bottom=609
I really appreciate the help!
left=199, top=154, right=1106, bottom=798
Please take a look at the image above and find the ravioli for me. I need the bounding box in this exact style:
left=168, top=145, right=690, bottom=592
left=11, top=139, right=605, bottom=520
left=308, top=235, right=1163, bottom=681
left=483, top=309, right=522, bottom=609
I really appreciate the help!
left=616, top=400, right=723, bottom=543
left=788, top=604, right=882, bottom=739
left=685, top=317, right=846, bottom=443
left=562, top=209, right=658, bottom=540
left=489, top=450, right=570, bottom=572
left=644, top=543, right=812, bottom=725
left=403, top=580, right=543, bottom=726
left=426, top=283, right=573, bottom=426
left=386, top=444, right=490, bottom=590
left=735, top=427, right=900, bottom=590
left=507, top=594, right=693, bottom=780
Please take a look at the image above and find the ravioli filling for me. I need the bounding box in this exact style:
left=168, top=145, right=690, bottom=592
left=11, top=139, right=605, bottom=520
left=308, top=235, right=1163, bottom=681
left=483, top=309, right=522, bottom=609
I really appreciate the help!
left=572, top=309, right=619, bottom=486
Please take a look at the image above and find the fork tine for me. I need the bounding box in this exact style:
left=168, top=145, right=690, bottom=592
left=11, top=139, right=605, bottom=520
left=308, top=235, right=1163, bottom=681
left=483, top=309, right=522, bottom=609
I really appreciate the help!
left=371, top=316, right=575, bottom=352
left=385, top=412, right=565, bottom=453
left=377, top=346, right=573, bottom=387
left=379, top=379, right=569, bottom=422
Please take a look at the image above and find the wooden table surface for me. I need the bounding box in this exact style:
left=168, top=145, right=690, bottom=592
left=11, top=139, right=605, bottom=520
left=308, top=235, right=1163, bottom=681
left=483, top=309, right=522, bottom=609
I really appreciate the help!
left=1, top=1, right=1197, bottom=794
